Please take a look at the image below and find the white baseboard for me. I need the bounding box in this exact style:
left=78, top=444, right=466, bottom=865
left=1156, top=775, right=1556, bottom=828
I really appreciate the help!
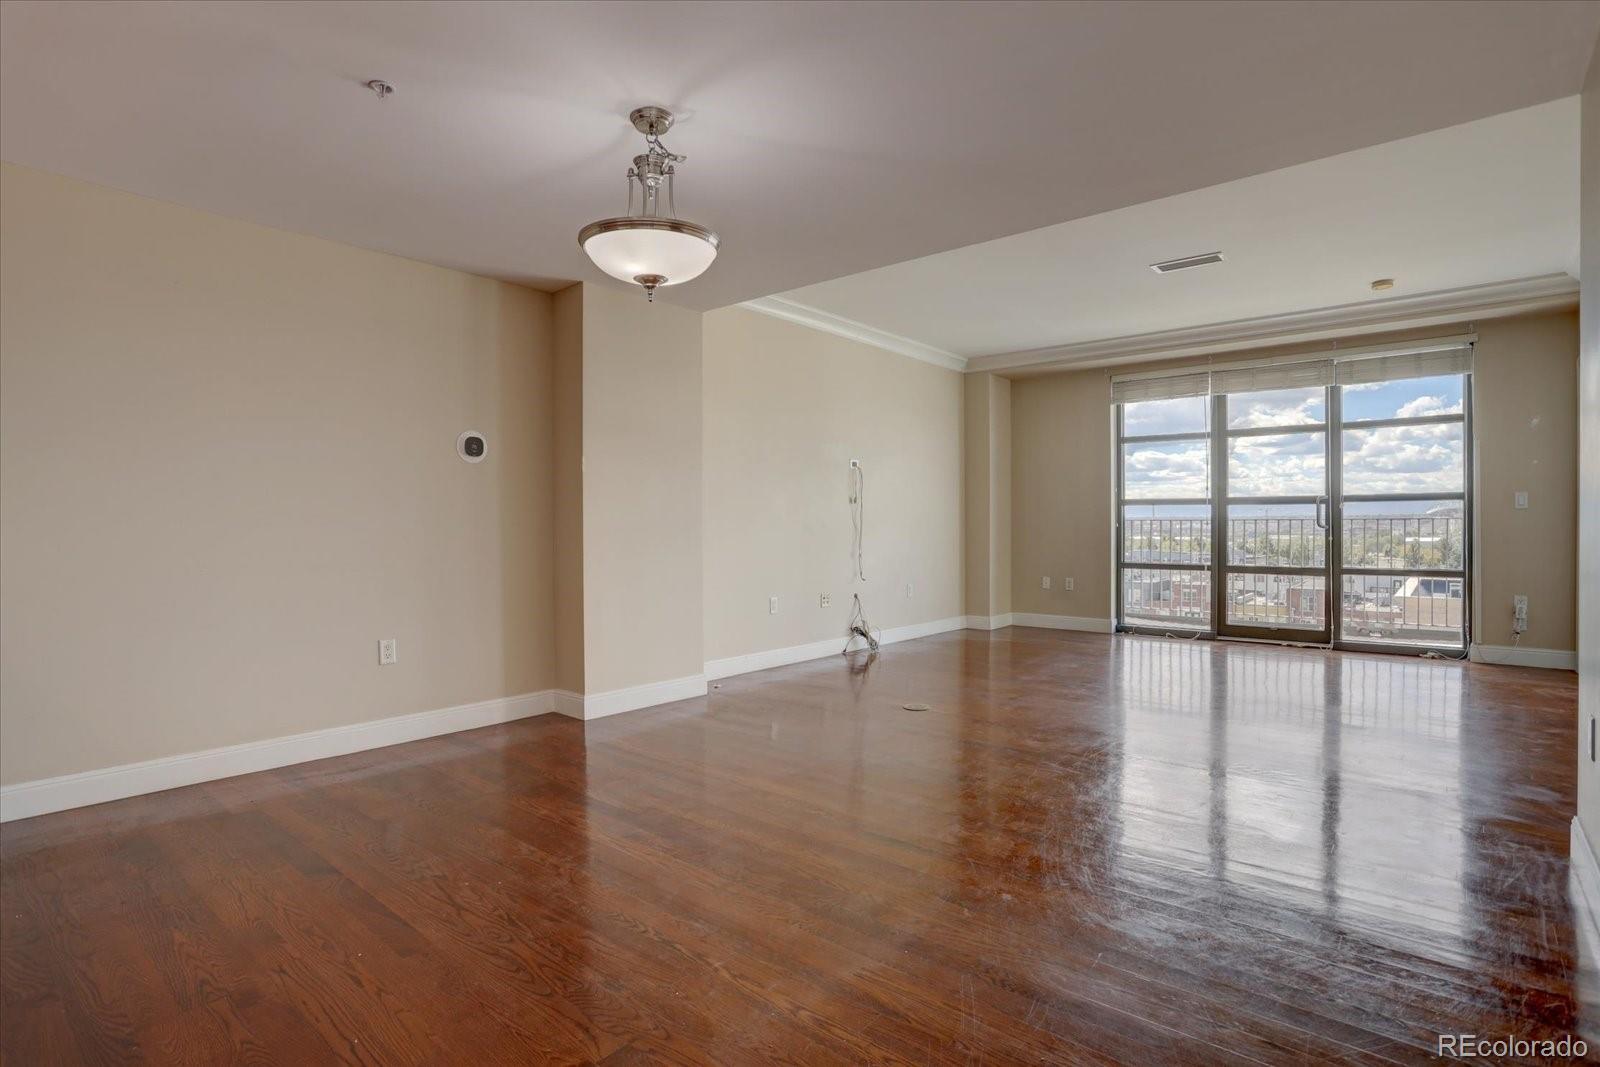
left=578, top=674, right=708, bottom=720
left=0, top=690, right=554, bottom=823
left=1571, top=819, right=1600, bottom=955
left=705, top=637, right=842, bottom=681
left=551, top=689, right=585, bottom=719
left=963, top=613, right=1015, bottom=630
left=704, top=615, right=968, bottom=681
left=1469, top=643, right=1578, bottom=670
left=1009, top=612, right=1116, bottom=633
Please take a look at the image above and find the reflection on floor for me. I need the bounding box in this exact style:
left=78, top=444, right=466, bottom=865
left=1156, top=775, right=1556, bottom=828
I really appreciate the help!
left=2, top=628, right=1593, bottom=1063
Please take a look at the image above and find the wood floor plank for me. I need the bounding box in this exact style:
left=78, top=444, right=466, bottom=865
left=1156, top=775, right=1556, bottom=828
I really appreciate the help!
left=3, top=629, right=1595, bottom=1064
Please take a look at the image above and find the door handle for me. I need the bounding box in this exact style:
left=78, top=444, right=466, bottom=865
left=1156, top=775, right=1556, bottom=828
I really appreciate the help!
left=1315, top=496, right=1329, bottom=530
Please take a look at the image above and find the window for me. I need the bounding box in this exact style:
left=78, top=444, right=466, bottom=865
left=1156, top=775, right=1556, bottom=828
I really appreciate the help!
left=1113, top=343, right=1472, bottom=652
left=1336, top=372, right=1469, bottom=648
left=1116, top=398, right=1211, bottom=630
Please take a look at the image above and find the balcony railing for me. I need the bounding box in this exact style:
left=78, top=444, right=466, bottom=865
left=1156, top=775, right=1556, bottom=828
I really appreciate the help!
left=1342, top=516, right=1463, bottom=570
left=1123, top=515, right=1463, bottom=570
left=1122, top=519, right=1211, bottom=564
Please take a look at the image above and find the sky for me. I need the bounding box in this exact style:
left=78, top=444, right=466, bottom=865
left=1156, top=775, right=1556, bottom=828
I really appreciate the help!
left=1121, top=375, right=1465, bottom=503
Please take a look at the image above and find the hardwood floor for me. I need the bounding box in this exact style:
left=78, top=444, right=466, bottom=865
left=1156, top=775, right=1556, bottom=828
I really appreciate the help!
left=2, top=628, right=1594, bottom=1064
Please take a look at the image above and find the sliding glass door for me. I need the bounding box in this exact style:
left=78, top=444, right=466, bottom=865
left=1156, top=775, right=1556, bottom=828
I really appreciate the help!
left=1214, top=386, right=1331, bottom=643
left=1114, top=341, right=1472, bottom=653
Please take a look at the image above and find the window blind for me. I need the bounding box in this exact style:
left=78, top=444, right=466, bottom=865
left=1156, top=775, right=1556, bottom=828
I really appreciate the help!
left=1110, top=336, right=1473, bottom=406
left=1333, top=343, right=1473, bottom=386
left=1109, top=370, right=1210, bottom=405
left=1209, top=359, right=1333, bottom=396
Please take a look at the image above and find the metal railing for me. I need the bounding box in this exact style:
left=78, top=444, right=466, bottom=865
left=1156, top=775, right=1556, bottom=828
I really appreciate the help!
left=1123, top=515, right=1463, bottom=570
left=1122, top=519, right=1211, bottom=564
left=1341, top=516, right=1463, bottom=570
left=1228, top=517, right=1320, bottom=568
left=1121, top=514, right=1466, bottom=643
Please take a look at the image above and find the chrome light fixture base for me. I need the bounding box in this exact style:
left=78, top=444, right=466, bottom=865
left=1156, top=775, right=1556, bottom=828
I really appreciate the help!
left=576, top=216, right=720, bottom=248
left=629, top=106, right=675, bottom=138
left=577, top=106, right=720, bottom=299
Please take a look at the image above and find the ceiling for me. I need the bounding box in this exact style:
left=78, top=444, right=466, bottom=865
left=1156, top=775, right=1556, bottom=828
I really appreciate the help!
left=776, top=98, right=1580, bottom=366
left=2, top=1, right=1597, bottom=313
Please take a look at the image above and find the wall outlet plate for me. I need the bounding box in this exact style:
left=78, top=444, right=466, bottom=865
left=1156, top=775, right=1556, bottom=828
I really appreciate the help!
left=1063, top=577, right=1075, bottom=591
left=1041, top=576, right=1051, bottom=590
left=819, top=593, right=831, bottom=608
left=905, top=582, right=914, bottom=599
left=769, top=595, right=779, bottom=615
left=378, top=639, right=397, bottom=665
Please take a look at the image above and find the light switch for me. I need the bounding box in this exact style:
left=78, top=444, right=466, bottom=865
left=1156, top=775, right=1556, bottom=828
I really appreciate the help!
left=1514, top=491, right=1528, bottom=510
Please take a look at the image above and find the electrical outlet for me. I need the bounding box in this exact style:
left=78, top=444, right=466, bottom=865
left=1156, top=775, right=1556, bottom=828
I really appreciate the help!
left=1041, top=576, right=1051, bottom=590
left=819, top=593, right=831, bottom=608
left=905, top=581, right=914, bottom=599
left=1063, top=577, right=1075, bottom=591
left=769, top=595, right=779, bottom=615
left=1512, top=595, right=1528, bottom=634
left=378, top=639, right=397, bottom=665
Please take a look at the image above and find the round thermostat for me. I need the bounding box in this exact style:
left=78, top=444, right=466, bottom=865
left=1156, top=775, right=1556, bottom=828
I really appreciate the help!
left=457, top=431, right=487, bottom=463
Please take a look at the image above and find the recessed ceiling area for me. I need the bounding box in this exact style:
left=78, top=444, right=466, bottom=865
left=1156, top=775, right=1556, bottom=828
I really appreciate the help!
left=772, top=98, right=1580, bottom=367
left=1, top=1, right=1596, bottom=311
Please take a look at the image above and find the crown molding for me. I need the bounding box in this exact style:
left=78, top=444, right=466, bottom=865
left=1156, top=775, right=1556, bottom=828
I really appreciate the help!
left=965, top=273, right=1579, bottom=375
left=739, top=295, right=968, bottom=371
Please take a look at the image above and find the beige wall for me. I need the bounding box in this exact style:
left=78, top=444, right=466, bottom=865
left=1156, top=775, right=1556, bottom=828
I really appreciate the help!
left=1007, top=310, right=1580, bottom=648
left=963, top=373, right=1013, bottom=618
left=1577, top=39, right=1600, bottom=859
left=0, top=163, right=555, bottom=785
left=551, top=285, right=585, bottom=694
left=702, top=307, right=963, bottom=661
left=582, top=284, right=703, bottom=692
left=1473, top=311, right=1579, bottom=648
left=1010, top=370, right=1115, bottom=619
left=963, top=374, right=993, bottom=614
left=991, top=377, right=1013, bottom=616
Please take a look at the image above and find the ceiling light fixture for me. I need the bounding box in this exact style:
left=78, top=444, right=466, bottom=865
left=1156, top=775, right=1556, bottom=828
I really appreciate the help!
left=1150, top=251, right=1224, bottom=273
left=1370, top=278, right=1395, bottom=291
left=578, top=106, right=720, bottom=302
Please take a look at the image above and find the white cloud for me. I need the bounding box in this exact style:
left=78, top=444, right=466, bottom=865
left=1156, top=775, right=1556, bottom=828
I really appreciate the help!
left=1342, top=423, right=1463, bottom=493
left=1123, top=444, right=1209, bottom=498
left=1226, top=388, right=1324, bottom=430
left=1394, top=395, right=1463, bottom=418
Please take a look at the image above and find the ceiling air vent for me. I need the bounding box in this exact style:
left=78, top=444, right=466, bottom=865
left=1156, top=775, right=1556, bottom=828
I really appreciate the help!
left=1150, top=251, right=1224, bottom=273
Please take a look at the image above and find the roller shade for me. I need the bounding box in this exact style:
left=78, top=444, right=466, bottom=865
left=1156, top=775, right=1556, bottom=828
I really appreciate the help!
left=1110, top=370, right=1210, bottom=405
left=1210, top=359, right=1333, bottom=396
left=1334, top=343, right=1474, bottom=386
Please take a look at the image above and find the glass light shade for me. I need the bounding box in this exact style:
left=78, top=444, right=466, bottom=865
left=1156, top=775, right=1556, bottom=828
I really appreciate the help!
left=578, top=218, right=719, bottom=287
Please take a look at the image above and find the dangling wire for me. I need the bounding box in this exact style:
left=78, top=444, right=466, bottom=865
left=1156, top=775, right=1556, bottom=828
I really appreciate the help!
left=850, top=462, right=866, bottom=581
left=844, top=593, right=881, bottom=656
